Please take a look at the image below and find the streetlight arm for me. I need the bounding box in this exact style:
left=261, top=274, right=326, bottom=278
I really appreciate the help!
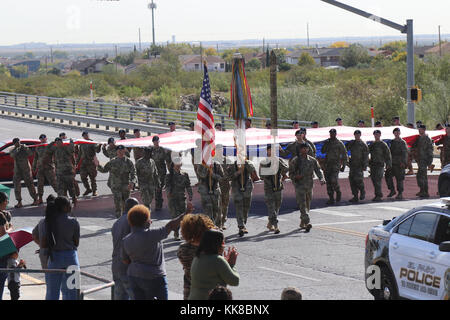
left=320, top=0, right=406, bottom=33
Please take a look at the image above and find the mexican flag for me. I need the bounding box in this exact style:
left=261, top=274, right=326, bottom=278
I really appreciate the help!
left=0, top=228, right=33, bottom=258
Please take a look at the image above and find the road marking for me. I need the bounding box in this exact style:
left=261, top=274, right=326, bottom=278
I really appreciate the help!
left=314, top=225, right=367, bottom=238
left=375, top=206, right=406, bottom=212
left=81, top=225, right=107, bottom=232
left=255, top=216, right=288, bottom=222
left=22, top=274, right=45, bottom=285
left=258, top=266, right=321, bottom=282
left=311, top=209, right=361, bottom=217
left=314, top=219, right=382, bottom=226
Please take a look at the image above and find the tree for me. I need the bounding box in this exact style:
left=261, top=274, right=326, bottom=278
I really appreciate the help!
left=297, top=52, right=315, bottom=66
left=381, top=41, right=406, bottom=53
left=340, top=44, right=371, bottom=68
left=53, top=50, right=69, bottom=59
left=0, top=65, right=10, bottom=77
left=24, top=52, right=35, bottom=59
left=247, top=58, right=261, bottom=71
left=114, top=52, right=136, bottom=66
left=330, top=41, right=350, bottom=48
left=204, top=48, right=218, bottom=56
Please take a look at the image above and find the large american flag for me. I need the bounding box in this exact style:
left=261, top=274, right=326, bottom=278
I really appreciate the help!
left=196, top=63, right=215, bottom=166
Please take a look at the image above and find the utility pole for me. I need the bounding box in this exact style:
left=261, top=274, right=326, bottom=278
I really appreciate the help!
left=321, top=0, right=416, bottom=124
left=263, top=38, right=265, bottom=53
left=307, top=22, right=310, bottom=48
left=148, top=1, right=157, bottom=47
left=139, top=28, right=142, bottom=52
left=439, top=25, right=442, bottom=57
left=270, top=50, right=278, bottom=130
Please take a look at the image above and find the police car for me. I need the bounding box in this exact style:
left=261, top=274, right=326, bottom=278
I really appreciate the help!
left=365, top=199, right=450, bottom=300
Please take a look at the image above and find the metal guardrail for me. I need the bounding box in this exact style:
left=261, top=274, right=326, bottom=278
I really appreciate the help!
left=0, top=91, right=311, bottom=132
left=0, top=268, right=115, bottom=300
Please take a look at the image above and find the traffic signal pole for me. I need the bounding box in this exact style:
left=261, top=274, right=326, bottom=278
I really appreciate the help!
left=321, top=0, right=415, bottom=124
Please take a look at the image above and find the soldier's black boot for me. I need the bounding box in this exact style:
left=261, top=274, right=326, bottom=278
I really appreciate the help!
left=387, top=189, right=396, bottom=197
left=83, top=188, right=92, bottom=196
left=238, top=227, right=245, bottom=237
left=349, top=195, right=359, bottom=203
left=360, top=190, right=365, bottom=200
left=326, top=196, right=335, bottom=205
left=335, top=191, right=341, bottom=202
left=395, top=192, right=403, bottom=200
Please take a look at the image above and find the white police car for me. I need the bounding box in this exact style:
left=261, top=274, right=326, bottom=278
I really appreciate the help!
left=365, top=199, right=450, bottom=300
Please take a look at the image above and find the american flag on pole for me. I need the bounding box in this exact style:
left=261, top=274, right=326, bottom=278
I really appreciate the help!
left=196, top=62, right=215, bottom=166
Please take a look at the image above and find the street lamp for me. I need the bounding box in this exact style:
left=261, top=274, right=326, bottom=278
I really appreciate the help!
left=321, top=0, right=416, bottom=124
left=148, top=1, right=157, bottom=47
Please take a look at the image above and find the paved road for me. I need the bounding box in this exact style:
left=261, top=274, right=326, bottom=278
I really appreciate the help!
left=0, top=117, right=443, bottom=300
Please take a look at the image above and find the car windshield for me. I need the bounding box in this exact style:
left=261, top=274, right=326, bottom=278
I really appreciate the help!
left=0, top=142, right=5, bottom=149
left=384, top=211, right=413, bottom=231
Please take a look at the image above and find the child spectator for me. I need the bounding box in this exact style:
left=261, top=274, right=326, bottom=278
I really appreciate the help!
left=6, top=252, right=26, bottom=300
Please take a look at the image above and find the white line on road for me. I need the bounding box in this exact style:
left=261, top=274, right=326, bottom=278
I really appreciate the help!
left=311, top=209, right=361, bottom=217
left=314, top=219, right=382, bottom=226
left=255, top=216, right=288, bottom=222
left=374, top=206, right=407, bottom=212
left=258, top=266, right=321, bottom=282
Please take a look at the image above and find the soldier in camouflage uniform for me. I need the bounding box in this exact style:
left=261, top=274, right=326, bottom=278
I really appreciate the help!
left=289, top=143, right=325, bottom=231
left=32, top=134, right=57, bottom=204
left=227, top=158, right=259, bottom=237
left=76, top=131, right=101, bottom=196
left=215, top=144, right=232, bottom=230
left=132, top=129, right=145, bottom=162
left=368, top=130, right=392, bottom=202
left=97, top=145, right=136, bottom=217
left=135, top=147, right=159, bottom=209
left=48, top=137, right=78, bottom=204
left=59, top=132, right=80, bottom=197
left=411, top=125, right=434, bottom=198
left=321, top=129, right=348, bottom=205
left=151, top=136, right=172, bottom=211
left=259, top=145, right=288, bottom=234
left=346, top=130, right=369, bottom=203
left=385, top=128, right=408, bottom=200
left=195, top=161, right=224, bottom=227
left=102, top=138, right=130, bottom=159
left=279, top=128, right=316, bottom=159
left=165, top=159, right=193, bottom=240
left=435, top=125, right=450, bottom=168
left=10, top=138, right=38, bottom=208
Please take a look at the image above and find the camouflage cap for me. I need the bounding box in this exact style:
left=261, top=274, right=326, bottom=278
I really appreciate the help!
left=116, top=145, right=126, bottom=150
left=329, top=128, right=337, bottom=133
left=39, top=134, right=46, bottom=139
left=418, top=124, right=426, bottom=129
left=354, top=130, right=361, bottom=135
left=373, top=129, right=381, bottom=134
left=152, top=136, right=159, bottom=142
left=107, top=137, right=115, bottom=144
left=82, top=131, right=89, bottom=137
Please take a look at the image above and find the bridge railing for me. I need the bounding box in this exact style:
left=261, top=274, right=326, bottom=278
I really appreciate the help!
left=0, top=91, right=311, bottom=131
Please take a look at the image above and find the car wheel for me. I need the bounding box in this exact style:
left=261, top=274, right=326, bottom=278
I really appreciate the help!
left=375, top=265, right=398, bottom=300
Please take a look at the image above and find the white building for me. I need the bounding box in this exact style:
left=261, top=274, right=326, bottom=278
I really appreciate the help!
left=179, top=55, right=226, bottom=72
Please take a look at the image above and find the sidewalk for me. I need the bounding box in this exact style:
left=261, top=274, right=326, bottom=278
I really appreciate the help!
left=2, top=273, right=46, bottom=300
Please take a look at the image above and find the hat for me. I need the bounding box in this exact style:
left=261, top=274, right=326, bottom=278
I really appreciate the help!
left=329, top=128, right=337, bottom=133
left=118, top=129, right=126, bottom=134
left=418, top=124, right=426, bottom=129
left=107, top=137, right=115, bottom=144
left=152, top=136, right=160, bottom=142
left=12, top=138, right=20, bottom=144
left=354, top=130, right=361, bottom=135
left=133, top=128, right=140, bottom=133
left=116, top=145, right=125, bottom=150
left=393, top=127, right=400, bottom=132
left=59, top=132, right=66, bottom=138
left=39, top=134, right=46, bottom=139
left=335, top=117, right=342, bottom=121
left=358, top=120, right=364, bottom=124
left=82, top=131, right=89, bottom=137
left=168, top=122, right=175, bottom=126
left=373, top=129, right=381, bottom=134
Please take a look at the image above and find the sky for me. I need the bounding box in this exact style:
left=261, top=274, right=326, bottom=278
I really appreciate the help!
left=1, top=0, right=449, bottom=46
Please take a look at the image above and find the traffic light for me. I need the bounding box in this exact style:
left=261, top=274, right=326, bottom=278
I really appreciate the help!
left=410, top=86, right=422, bottom=103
